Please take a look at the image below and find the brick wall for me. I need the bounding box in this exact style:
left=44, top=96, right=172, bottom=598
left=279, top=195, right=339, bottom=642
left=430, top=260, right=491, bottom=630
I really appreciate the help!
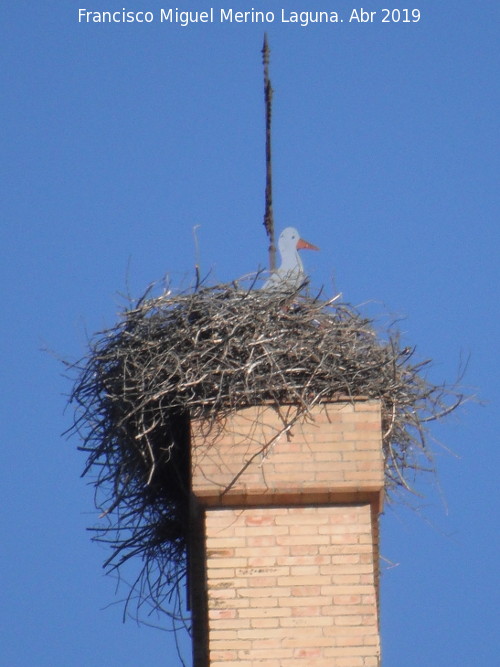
left=190, top=401, right=384, bottom=666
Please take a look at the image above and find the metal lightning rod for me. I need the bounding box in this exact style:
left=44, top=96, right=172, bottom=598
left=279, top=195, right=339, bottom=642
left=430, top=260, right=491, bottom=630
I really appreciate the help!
left=262, top=33, right=276, bottom=271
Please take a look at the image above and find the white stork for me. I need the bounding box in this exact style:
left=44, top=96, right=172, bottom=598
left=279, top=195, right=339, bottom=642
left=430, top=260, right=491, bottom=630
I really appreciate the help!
left=263, top=227, right=319, bottom=292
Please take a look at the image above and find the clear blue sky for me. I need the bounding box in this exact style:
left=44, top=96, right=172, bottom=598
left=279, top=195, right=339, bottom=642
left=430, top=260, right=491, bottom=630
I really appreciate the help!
left=2, top=1, right=499, bottom=665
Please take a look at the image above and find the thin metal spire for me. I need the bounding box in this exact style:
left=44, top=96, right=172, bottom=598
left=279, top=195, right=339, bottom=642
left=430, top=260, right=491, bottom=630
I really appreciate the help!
left=262, top=33, right=276, bottom=271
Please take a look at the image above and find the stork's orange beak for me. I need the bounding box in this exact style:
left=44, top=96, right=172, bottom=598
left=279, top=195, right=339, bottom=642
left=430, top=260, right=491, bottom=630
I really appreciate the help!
left=297, top=238, right=319, bottom=251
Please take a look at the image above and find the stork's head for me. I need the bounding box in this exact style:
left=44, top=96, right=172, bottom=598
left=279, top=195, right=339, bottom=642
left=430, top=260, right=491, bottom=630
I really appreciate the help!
left=279, top=227, right=319, bottom=254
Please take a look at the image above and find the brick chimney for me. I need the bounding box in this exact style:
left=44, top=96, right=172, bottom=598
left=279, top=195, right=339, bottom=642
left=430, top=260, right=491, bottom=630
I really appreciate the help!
left=189, top=400, right=384, bottom=666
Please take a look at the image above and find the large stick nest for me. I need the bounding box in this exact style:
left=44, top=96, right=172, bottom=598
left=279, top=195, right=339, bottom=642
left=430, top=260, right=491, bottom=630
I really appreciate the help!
left=68, top=279, right=464, bottom=622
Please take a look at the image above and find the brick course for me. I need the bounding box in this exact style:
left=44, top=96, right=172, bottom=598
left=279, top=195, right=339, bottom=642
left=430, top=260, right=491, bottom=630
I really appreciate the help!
left=191, top=402, right=384, bottom=509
